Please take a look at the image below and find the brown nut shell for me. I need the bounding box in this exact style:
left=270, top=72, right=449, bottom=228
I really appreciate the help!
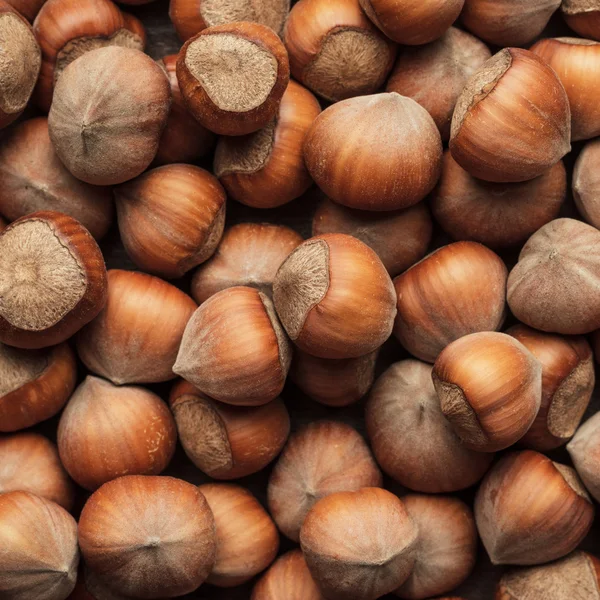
left=562, top=0, right=600, bottom=41
left=568, top=412, right=600, bottom=503
left=5, top=0, right=45, bottom=20
left=573, top=138, right=600, bottom=229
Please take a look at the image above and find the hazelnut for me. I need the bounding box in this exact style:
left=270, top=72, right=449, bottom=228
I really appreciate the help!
left=0, top=341, right=76, bottom=431
left=366, top=360, right=493, bottom=493
left=300, top=488, right=418, bottom=600
left=561, top=0, right=600, bottom=41
left=303, top=93, right=442, bottom=211
left=57, top=376, right=177, bottom=491
left=386, top=27, right=490, bottom=141
left=433, top=332, right=542, bottom=452
left=395, top=495, right=477, bottom=600
left=0, top=491, right=79, bottom=599
left=508, top=324, right=594, bottom=451
left=0, top=216, right=5, bottom=231
left=48, top=46, right=171, bottom=185
left=573, top=138, right=600, bottom=229
left=114, top=165, right=226, bottom=279
left=568, top=412, right=600, bottom=503
left=78, top=475, right=216, bottom=598
left=267, top=420, right=382, bottom=541
left=5, top=0, right=45, bottom=20
left=431, top=152, right=566, bottom=249
left=169, top=379, right=290, bottom=479
left=198, top=483, right=279, bottom=587
left=76, top=270, right=197, bottom=385
left=393, top=241, right=507, bottom=363
left=507, top=218, right=600, bottom=335
left=174, top=286, right=292, bottom=406
left=0, top=117, right=113, bottom=240
left=214, top=80, right=321, bottom=208
left=475, top=450, right=594, bottom=565
left=176, top=22, right=289, bottom=135
left=312, top=197, right=432, bottom=277
left=283, top=0, right=396, bottom=102
left=0, top=432, right=74, bottom=510
left=0, top=211, right=107, bottom=349
left=450, top=48, right=571, bottom=182
left=273, top=234, right=396, bottom=359
left=191, top=222, right=303, bottom=303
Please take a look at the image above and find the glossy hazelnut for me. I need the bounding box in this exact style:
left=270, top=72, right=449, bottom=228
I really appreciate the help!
left=300, top=488, right=418, bottom=600
left=58, top=376, right=177, bottom=491
left=312, top=198, right=432, bottom=277
left=304, top=93, right=442, bottom=211
left=79, top=475, right=216, bottom=598
left=0, top=341, right=76, bottom=431
left=0, top=491, right=79, bottom=599
left=450, top=48, right=571, bottom=183
left=0, top=211, right=107, bottom=349
left=191, top=222, right=303, bottom=303
left=431, top=152, right=566, bottom=249
left=169, top=379, right=290, bottom=479
left=366, top=360, right=493, bottom=493
left=0, top=117, right=113, bottom=239
left=199, top=483, right=279, bottom=587
left=393, top=241, right=507, bottom=362
left=0, top=432, right=73, bottom=510
left=508, top=218, right=600, bottom=335
left=214, top=80, right=321, bottom=208
left=386, top=27, right=490, bottom=141
left=476, top=451, right=594, bottom=565
left=268, top=420, right=382, bottom=541
left=174, top=286, right=291, bottom=406
left=508, top=324, right=594, bottom=451
left=5, top=0, right=45, bottom=20
left=177, top=22, right=289, bottom=136
left=562, top=0, right=600, bottom=40
left=574, top=138, right=600, bottom=228
left=395, top=495, right=477, bottom=600
left=433, top=332, right=542, bottom=452
left=48, top=46, right=171, bottom=185
left=114, top=165, right=226, bottom=278
left=568, top=412, right=600, bottom=503
left=76, top=270, right=196, bottom=385
left=273, top=234, right=396, bottom=359
left=283, top=0, right=396, bottom=102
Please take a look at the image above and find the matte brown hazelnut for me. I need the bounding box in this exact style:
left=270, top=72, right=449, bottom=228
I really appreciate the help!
left=5, top=0, right=45, bottom=20
left=114, top=164, right=226, bottom=279
left=48, top=46, right=171, bottom=185
left=268, top=420, right=382, bottom=541
left=561, top=0, right=600, bottom=41
left=0, top=211, right=107, bottom=349
left=78, top=475, right=216, bottom=598
left=573, top=138, right=600, bottom=229
left=450, top=48, right=571, bottom=182
left=76, top=270, right=197, bottom=385
left=300, top=488, right=418, bottom=600
left=57, top=376, right=177, bottom=491
left=568, top=412, right=600, bottom=503
left=273, top=234, right=396, bottom=359
left=507, top=218, right=600, bottom=335
left=393, top=241, right=507, bottom=363
left=177, top=22, right=289, bottom=136
left=304, top=93, right=442, bottom=211
left=169, top=379, right=290, bottom=479
left=475, top=450, right=594, bottom=565
left=366, top=360, right=494, bottom=493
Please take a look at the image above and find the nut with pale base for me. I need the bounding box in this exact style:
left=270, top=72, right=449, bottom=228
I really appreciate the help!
left=568, top=412, right=600, bottom=503
left=562, top=0, right=600, bottom=41
left=573, top=138, right=600, bottom=229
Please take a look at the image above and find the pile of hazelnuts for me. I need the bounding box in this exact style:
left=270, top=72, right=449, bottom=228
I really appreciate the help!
left=3, top=0, right=600, bottom=598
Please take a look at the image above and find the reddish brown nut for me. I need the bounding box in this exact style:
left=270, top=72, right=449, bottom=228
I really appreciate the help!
left=5, top=0, right=45, bottom=20
left=169, top=379, right=290, bottom=479
left=177, top=22, right=289, bottom=136
left=58, top=376, right=177, bottom=491
left=507, top=324, right=594, bottom=451
left=76, top=270, right=196, bottom=385
left=393, top=241, right=507, bottom=362
left=300, top=488, right=418, bottom=600
left=573, top=138, right=600, bottom=228
left=114, top=165, right=226, bottom=279
left=304, top=93, right=442, bottom=211
left=450, top=48, right=571, bottom=182
left=562, top=0, right=600, bottom=41
left=268, top=421, right=382, bottom=541
left=79, top=475, right=216, bottom=598
left=191, top=223, right=303, bottom=303
left=48, top=46, right=171, bottom=185
left=284, top=0, right=396, bottom=102
left=568, top=412, right=600, bottom=503
left=366, top=360, right=494, bottom=493
left=0, top=216, right=5, bottom=231
left=214, top=80, right=321, bottom=208
left=0, top=211, right=107, bottom=349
